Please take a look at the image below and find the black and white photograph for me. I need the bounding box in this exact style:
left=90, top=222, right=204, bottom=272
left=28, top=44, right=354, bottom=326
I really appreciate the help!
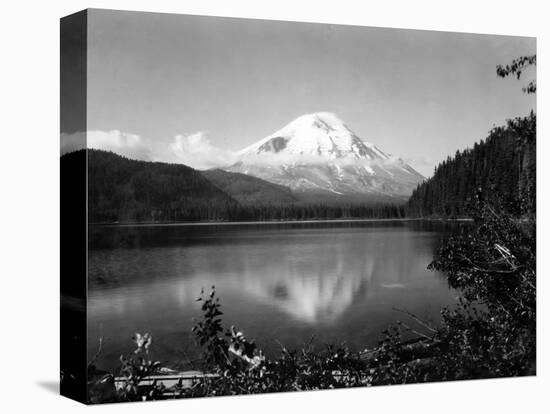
left=2, top=1, right=547, bottom=412
left=58, top=8, right=538, bottom=404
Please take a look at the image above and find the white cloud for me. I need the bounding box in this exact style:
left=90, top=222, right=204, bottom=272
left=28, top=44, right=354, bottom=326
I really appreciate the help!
left=87, top=130, right=153, bottom=161
left=61, top=128, right=434, bottom=177
left=61, top=129, right=238, bottom=171
left=60, top=130, right=153, bottom=161
left=169, top=132, right=238, bottom=170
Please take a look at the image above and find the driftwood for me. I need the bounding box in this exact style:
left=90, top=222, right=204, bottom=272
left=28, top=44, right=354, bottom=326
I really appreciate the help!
left=392, top=308, right=437, bottom=333
left=111, top=370, right=220, bottom=399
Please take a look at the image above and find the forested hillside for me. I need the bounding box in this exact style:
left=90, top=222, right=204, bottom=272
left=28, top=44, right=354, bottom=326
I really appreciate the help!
left=201, top=169, right=298, bottom=204
left=85, top=149, right=238, bottom=222
left=65, top=149, right=406, bottom=223
left=407, top=112, right=536, bottom=217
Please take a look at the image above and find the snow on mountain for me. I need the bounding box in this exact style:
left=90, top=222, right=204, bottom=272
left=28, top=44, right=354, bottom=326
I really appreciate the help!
left=238, top=112, right=389, bottom=161
left=227, top=112, right=425, bottom=201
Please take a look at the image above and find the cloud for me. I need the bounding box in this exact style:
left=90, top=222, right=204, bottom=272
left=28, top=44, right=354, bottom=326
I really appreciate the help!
left=60, top=130, right=153, bottom=161
left=87, top=130, right=154, bottom=161
left=61, top=129, right=238, bottom=171
left=61, top=128, right=434, bottom=178
left=169, top=132, right=237, bottom=170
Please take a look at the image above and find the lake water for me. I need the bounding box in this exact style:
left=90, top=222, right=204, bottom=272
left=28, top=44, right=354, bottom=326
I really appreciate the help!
left=88, top=220, right=460, bottom=371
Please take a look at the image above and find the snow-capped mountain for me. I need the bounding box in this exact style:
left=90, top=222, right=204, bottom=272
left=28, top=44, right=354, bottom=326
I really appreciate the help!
left=227, top=112, right=424, bottom=201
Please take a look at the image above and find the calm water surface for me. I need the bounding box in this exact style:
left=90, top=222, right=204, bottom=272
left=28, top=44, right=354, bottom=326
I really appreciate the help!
left=88, top=221, right=460, bottom=371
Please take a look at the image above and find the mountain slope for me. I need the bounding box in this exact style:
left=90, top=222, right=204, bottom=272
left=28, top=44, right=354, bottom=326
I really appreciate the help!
left=228, top=112, right=424, bottom=201
left=201, top=169, right=298, bottom=205
left=83, top=149, right=238, bottom=222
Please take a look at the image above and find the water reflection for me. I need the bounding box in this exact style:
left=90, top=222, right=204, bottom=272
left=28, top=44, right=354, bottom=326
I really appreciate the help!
left=88, top=222, right=458, bottom=370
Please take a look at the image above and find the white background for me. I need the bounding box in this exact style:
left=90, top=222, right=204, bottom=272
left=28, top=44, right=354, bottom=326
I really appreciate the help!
left=0, top=0, right=547, bottom=412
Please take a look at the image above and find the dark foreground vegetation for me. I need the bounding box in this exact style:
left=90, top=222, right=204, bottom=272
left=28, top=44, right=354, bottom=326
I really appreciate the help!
left=83, top=197, right=535, bottom=402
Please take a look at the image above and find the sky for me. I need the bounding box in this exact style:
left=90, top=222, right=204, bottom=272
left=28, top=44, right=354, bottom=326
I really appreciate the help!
left=61, top=9, right=536, bottom=177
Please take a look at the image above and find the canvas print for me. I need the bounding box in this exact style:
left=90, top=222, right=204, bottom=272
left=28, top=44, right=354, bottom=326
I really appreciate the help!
left=60, top=9, right=536, bottom=404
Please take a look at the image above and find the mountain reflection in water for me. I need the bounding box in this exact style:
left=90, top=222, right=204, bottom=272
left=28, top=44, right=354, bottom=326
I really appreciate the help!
left=88, top=221, right=459, bottom=371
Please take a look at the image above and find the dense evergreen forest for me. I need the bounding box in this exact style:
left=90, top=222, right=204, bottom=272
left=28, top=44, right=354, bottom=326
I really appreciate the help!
left=407, top=112, right=536, bottom=218
left=86, top=149, right=238, bottom=222
left=74, top=149, right=405, bottom=222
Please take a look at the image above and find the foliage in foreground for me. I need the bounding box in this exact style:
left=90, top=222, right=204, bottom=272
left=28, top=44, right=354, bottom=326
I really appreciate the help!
left=427, top=200, right=536, bottom=379
left=85, top=202, right=535, bottom=402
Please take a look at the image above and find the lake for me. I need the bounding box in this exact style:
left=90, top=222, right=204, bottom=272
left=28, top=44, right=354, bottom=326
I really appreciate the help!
left=88, top=220, right=460, bottom=371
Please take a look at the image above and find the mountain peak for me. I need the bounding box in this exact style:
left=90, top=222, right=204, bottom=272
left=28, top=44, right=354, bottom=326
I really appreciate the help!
left=291, top=112, right=348, bottom=130
left=229, top=113, right=424, bottom=200
left=239, top=112, right=389, bottom=161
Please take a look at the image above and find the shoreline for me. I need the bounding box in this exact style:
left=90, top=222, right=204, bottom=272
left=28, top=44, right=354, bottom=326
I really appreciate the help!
left=91, top=217, right=473, bottom=228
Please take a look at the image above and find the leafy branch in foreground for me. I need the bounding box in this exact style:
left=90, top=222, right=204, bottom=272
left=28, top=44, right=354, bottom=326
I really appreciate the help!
left=496, top=54, right=536, bottom=94
left=430, top=200, right=535, bottom=324
left=428, top=201, right=536, bottom=378
left=116, top=333, right=165, bottom=401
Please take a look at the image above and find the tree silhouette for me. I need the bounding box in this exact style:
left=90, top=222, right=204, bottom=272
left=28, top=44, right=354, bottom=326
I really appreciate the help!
left=408, top=55, right=537, bottom=218
left=496, top=54, right=536, bottom=94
